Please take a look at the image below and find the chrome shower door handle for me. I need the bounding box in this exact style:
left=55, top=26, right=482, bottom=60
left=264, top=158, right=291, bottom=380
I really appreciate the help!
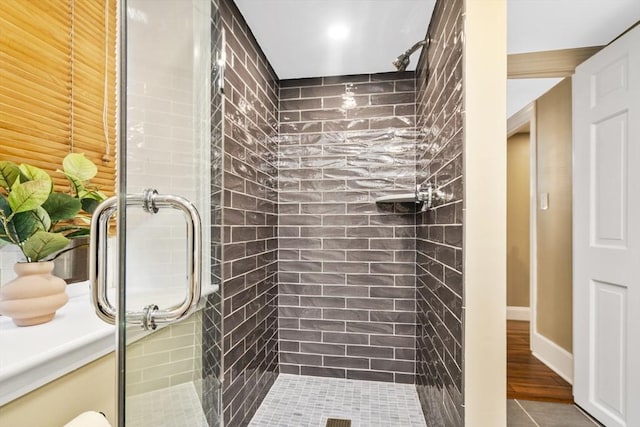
left=89, top=190, right=202, bottom=330
left=135, top=191, right=202, bottom=329
left=90, top=196, right=118, bottom=325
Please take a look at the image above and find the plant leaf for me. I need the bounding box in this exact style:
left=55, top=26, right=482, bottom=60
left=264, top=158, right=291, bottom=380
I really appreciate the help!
left=0, top=194, right=11, bottom=216
left=18, top=164, right=53, bottom=191
left=81, top=198, right=100, bottom=214
left=31, top=207, right=52, bottom=232
left=7, top=180, right=51, bottom=214
left=10, top=210, right=46, bottom=242
left=0, top=197, right=44, bottom=245
left=0, top=161, right=21, bottom=190
left=42, top=192, right=82, bottom=221
left=79, top=189, right=107, bottom=201
left=63, top=153, right=98, bottom=181
left=78, top=189, right=106, bottom=214
left=22, top=231, right=70, bottom=262
left=66, top=228, right=90, bottom=238
left=50, top=224, right=83, bottom=235
left=0, top=223, right=12, bottom=243
left=0, top=229, right=11, bottom=243
left=0, top=195, right=13, bottom=242
left=59, top=171, right=85, bottom=195
left=0, top=229, right=13, bottom=244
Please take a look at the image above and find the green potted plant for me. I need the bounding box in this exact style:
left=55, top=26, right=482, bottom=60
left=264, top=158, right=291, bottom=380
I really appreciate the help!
left=0, top=153, right=106, bottom=326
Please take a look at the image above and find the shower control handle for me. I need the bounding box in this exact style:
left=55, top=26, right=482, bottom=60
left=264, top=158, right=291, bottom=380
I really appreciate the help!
left=416, top=182, right=451, bottom=209
left=90, top=189, right=202, bottom=330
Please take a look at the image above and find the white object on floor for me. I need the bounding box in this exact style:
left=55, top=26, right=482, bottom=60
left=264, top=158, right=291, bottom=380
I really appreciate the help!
left=64, top=411, right=112, bottom=427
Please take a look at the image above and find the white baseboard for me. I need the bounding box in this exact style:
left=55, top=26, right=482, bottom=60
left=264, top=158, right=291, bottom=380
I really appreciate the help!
left=507, top=306, right=530, bottom=321
left=531, top=330, right=574, bottom=384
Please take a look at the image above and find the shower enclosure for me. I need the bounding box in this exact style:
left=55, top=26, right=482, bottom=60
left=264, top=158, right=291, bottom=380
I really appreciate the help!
left=90, top=0, right=224, bottom=425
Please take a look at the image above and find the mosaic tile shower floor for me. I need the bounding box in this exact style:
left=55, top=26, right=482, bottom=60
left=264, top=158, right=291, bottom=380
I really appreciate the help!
left=127, top=381, right=208, bottom=427
left=248, top=374, right=427, bottom=427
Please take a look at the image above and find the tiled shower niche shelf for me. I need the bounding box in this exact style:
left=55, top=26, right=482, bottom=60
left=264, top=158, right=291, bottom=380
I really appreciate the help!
left=374, top=193, right=418, bottom=203
left=0, top=280, right=218, bottom=406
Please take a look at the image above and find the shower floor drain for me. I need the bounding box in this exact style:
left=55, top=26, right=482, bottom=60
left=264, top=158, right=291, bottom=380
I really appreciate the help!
left=326, top=419, right=352, bottom=427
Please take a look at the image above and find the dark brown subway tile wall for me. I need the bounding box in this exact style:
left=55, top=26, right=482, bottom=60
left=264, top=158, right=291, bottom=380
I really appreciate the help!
left=277, top=73, right=418, bottom=383
left=415, top=0, right=464, bottom=425
left=219, top=0, right=279, bottom=425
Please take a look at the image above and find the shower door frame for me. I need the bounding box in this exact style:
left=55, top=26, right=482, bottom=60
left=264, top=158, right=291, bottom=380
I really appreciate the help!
left=113, top=0, right=224, bottom=424
left=115, top=1, right=127, bottom=422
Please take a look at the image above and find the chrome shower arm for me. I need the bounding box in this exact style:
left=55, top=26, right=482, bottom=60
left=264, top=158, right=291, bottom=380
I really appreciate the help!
left=403, top=37, right=429, bottom=57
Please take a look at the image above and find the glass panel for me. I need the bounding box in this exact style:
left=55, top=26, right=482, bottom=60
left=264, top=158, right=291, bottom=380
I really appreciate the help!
left=117, top=0, right=223, bottom=425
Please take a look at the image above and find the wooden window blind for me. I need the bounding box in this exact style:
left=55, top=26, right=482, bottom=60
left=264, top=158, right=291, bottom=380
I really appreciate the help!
left=0, top=0, right=116, bottom=193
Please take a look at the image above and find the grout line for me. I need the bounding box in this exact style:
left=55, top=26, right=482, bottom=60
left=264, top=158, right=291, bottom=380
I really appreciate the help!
left=514, top=399, right=540, bottom=427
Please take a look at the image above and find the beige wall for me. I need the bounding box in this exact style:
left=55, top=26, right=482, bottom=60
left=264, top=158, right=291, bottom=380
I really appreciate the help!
left=464, top=0, right=507, bottom=425
left=0, top=354, right=116, bottom=427
left=535, top=78, right=573, bottom=352
left=507, top=133, right=531, bottom=307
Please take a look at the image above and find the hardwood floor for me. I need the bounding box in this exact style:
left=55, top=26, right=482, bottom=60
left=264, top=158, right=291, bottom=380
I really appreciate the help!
left=507, top=320, right=573, bottom=403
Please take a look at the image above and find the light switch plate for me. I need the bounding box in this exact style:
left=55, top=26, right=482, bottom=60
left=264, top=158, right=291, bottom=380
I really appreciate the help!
left=540, top=192, right=549, bottom=210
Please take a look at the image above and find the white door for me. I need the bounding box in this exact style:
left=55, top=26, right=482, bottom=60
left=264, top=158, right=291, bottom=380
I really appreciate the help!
left=573, top=25, right=640, bottom=427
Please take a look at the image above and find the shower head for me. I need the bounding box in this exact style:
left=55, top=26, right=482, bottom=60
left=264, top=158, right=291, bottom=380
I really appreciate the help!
left=392, top=53, right=411, bottom=72
left=392, top=36, right=430, bottom=71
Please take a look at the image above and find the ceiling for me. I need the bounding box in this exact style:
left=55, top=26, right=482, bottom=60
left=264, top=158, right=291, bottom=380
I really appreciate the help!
left=233, top=0, right=640, bottom=114
left=508, top=0, right=640, bottom=54
left=507, top=0, right=640, bottom=117
left=234, top=0, right=435, bottom=80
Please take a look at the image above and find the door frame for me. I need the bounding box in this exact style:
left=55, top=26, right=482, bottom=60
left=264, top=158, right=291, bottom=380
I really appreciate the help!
left=507, top=100, right=575, bottom=384
left=506, top=48, right=606, bottom=386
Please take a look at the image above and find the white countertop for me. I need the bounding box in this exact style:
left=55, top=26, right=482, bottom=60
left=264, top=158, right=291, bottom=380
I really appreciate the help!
left=0, top=282, right=113, bottom=406
left=0, top=281, right=217, bottom=406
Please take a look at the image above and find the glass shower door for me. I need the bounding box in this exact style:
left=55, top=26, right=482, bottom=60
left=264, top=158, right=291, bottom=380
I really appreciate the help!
left=91, top=0, right=223, bottom=425
left=119, top=0, right=223, bottom=425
